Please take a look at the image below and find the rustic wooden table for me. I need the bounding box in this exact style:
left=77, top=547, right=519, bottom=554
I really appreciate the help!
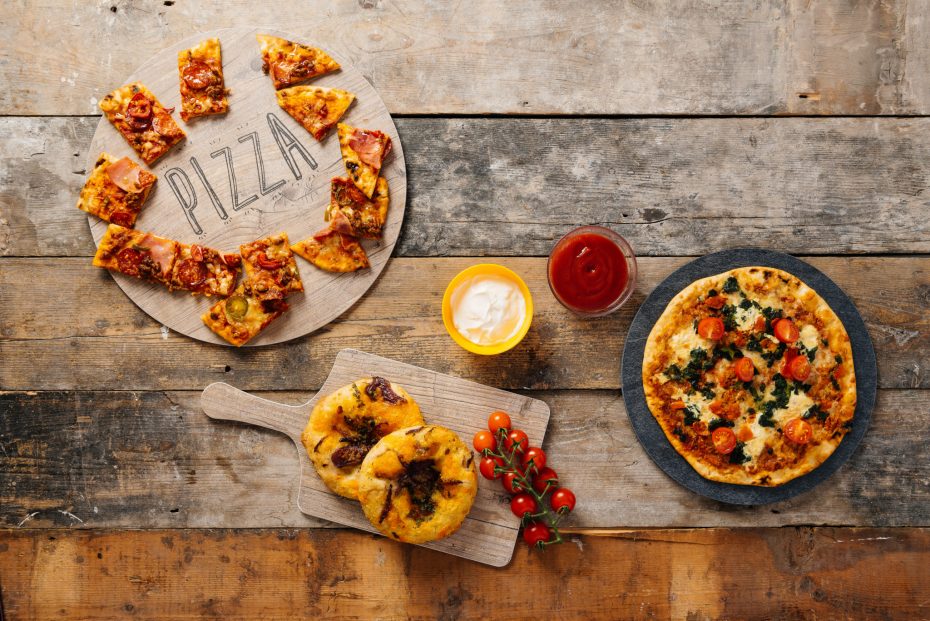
left=2, top=2, right=930, bottom=618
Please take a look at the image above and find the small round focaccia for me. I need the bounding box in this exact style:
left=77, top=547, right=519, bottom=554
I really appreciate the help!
left=301, top=377, right=423, bottom=499
left=357, top=425, right=478, bottom=544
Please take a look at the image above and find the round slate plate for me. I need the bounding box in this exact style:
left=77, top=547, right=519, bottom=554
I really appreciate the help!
left=86, top=27, right=406, bottom=346
left=620, top=248, right=877, bottom=505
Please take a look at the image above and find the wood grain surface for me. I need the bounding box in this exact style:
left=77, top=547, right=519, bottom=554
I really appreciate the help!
left=6, top=116, right=930, bottom=258
left=83, top=27, right=406, bottom=346
left=200, top=349, right=550, bottom=566
left=2, top=388, right=926, bottom=529
left=1, top=257, right=926, bottom=391
left=2, top=0, right=928, bottom=116
left=2, top=528, right=930, bottom=619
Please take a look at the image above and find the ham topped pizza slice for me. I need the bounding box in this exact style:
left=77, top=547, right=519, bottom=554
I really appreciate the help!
left=92, top=224, right=178, bottom=286
left=291, top=226, right=370, bottom=273
left=337, top=124, right=392, bottom=198
left=77, top=153, right=157, bottom=227
left=257, top=34, right=340, bottom=90
left=325, top=176, right=390, bottom=239
left=99, top=82, right=186, bottom=164
left=276, top=85, right=354, bottom=141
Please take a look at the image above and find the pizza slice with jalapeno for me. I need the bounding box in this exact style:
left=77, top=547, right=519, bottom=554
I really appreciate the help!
left=337, top=123, right=393, bottom=198
left=291, top=225, right=370, bottom=273
left=201, top=284, right=289, bottom=346
left=642, top=267, right=856, bottom=486
left=169, top=242, right=241, bottom=297
left=178, top=38, right=229, bottom=122
left=239, top=233, right=304, bottom=300
left=99, top=83, right=186, bottom=164
left=275, top=85, right=355, bottom=141
left=257, top=34, right=340, bottom=90
left=92, top=224, right=179, bottom=286
left=77, top=153, right=157, bottom=227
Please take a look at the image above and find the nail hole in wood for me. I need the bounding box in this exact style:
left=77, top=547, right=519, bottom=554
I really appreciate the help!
left=224, top=365, right=231, bottom=372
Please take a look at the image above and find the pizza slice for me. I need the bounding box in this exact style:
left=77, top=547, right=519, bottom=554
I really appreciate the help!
left=202, top=284, right=289, bottom=346
left=169, top=242, right=242, bottom=297
left=99, top=82, right=186, bottom=164
left=337, top=124, right=393, bottom=198
left=257, top=34, right=340, bottom=90
left=325, top=176, right=389, bottom=239
left=240, top=232, right=304, bottom=299
left=76, top=153, right=157, bottom=227
left=178, top=37, right=229, bottom=122
left=92, top=223, right=178, bottom=286
left=276, top=85, right=354, bottom=141
left=291, top=226, right=370, bottom=273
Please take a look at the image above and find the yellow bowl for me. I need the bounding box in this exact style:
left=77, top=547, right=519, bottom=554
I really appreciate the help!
left=442, top=263, right=534, bottom=355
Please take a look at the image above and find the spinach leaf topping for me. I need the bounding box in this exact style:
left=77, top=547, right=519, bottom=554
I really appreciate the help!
left=721, top=304, right=738, bottom=330
left=803, top=404, right=828, bottom=422
left=729, top=442, right=750, bottom=465
left=722, top=276, right=740, bottom=294
left=683, top=405, right=700, bottom=426
left=708, top=418, right=734, bottom=431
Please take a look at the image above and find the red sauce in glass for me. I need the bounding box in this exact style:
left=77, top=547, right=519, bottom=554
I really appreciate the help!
left=548, top=232, right=628, bottom=312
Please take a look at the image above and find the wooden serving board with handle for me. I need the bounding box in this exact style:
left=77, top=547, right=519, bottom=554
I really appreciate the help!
left=200, top=348, right=551, bottom=566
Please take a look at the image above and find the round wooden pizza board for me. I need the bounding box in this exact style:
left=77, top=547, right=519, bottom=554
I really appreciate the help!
left=620, top=248, right=877, bottom=505
left=85, top=27, right=406, bottom=346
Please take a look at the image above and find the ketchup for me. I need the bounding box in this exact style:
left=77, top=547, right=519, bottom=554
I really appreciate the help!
left=548, top=229, right=632, bottom=314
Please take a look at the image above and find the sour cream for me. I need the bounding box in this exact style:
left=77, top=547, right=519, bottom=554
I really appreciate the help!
left=450, top=274, right=527, bottom=346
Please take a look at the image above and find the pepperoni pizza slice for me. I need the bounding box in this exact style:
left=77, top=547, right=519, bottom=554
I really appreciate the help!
left=77, top=153, right=157, bottom=227
left=92, top=224, right=178, bottom=286
left=240, top=233, right=304, bottom=300
left=276, top=85, right=354, bottom=141
left=202, top=284, right=289, bottom=346
left=257, top=34, right=340, bottom=90
left=99, top=83, right=186, bottom=165
left=169, top=242, right=241, bottom=297
left=337, top=124, right=392, bottom=198
left=178, top=38, right=229, bottom=122
left=325, top=176, right=390, bottom=239
left=291, top=226, right=370, bottom=273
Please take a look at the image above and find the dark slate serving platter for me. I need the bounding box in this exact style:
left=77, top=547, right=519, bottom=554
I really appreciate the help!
left=620, top=248, right=877, bottom=505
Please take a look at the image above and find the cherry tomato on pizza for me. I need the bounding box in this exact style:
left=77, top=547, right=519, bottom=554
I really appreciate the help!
left=697, top=317, right=725, bottom=340
left=784, top=418, right=813, bottom=444
left=711, top=427, right=737, bottom=455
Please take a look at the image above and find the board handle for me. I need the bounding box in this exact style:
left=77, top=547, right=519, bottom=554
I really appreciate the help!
left=200, top=382, right=307, bottom=443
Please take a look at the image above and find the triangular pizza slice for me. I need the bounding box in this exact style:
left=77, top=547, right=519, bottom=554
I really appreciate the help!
left=291, top=226, right=370, bottom=273
left=337, top=123, right=393, bottom=198
left=257, top=34, right=340, bottom=90
left=276, top=86, right=355, bottom=141
left=325, top=176, right=390, bottom=239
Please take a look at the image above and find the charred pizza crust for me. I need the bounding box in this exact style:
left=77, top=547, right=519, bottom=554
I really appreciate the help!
left=257, top=34, right=340, bottom=90
left=276, top=85, right=354, bottom=141
left=357, top=425, right=478, bottom=544
left=642, top=267, right=856, bottom=486
left=201, top=284, right=288, bottom=346
left=99, top=82, right=185, bottom=164
left=178, top=38, right=229, bottom=122
left=77, top=153, right=156, bottom=227
left=301, top=378, right=424, bottom=500
left=92, top=223, right=178, bottom=286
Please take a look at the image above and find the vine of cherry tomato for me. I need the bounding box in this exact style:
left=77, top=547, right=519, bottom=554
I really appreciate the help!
left=474, top=410, right=576, bottom=550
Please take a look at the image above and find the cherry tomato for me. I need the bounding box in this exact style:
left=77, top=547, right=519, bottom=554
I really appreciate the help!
left=488, top=410, right=512, bottom=435
left=787, top=355, right=811, bottom=382
left=523, top=522, right=551, bottom=548
left=550, top=488, right=576, bottom=514
left=502, top=471, right=524, bottom=494
left=510, top=493, right=537, bottom=518
left=473, top=430, right=496, bottom=453
left=697, top=317, right=725, bottom=340
left=504, top=429, right=529, bottom=454
left=532, top=467, right=559, bottom=493
left=774, top=318, right=800, bottom=343
left=704, top=295, right=726, bottom=309
left=521, top=447, right=547, bottom=473
left=784, top=418, right=813, bottom=444
left=711, top=427, right=737, bottom=455
left=479, top=456, right=503, bottom=480
left=734, top=357, right=755, bottom=382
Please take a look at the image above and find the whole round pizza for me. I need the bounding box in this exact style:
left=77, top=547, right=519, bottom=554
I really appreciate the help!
left=641, top=266, right=856, bottom=486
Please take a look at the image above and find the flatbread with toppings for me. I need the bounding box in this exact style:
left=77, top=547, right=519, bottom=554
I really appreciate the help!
left=257, top=34, right=340, bottom=90
left=99, top=82, right=186, bottom=164
left=92, top=223, right=179, bottom=286
left=178, top=37, right=229, bottom=122
left=338, top=123, right=392, bottom=198
left=201, top=284, right=288, bottom=346
left=642, top=267, right=856, bottom=486
left=275, top=85, right=354, bottom=141
left=326, top=176, right=389, bottom=239
left=301, top=378, right=424, bottom=499
left=77, top=153, right=156, bottom=227
left=169, top=242, right=241, bottom=297
left=291, top=226, right=370, bottom=273
left=239, top=232, right=304, bottom=300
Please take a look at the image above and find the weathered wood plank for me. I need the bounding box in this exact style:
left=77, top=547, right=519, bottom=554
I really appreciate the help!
left=4, top=116, right=930, bottom=258
left=1, top=257, right=926, bottom=391
left=1, top=1, right=927, bottom=116
left=2, top=527, right=929, bottom=619
left=1, top=389, right=927, bottom=529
